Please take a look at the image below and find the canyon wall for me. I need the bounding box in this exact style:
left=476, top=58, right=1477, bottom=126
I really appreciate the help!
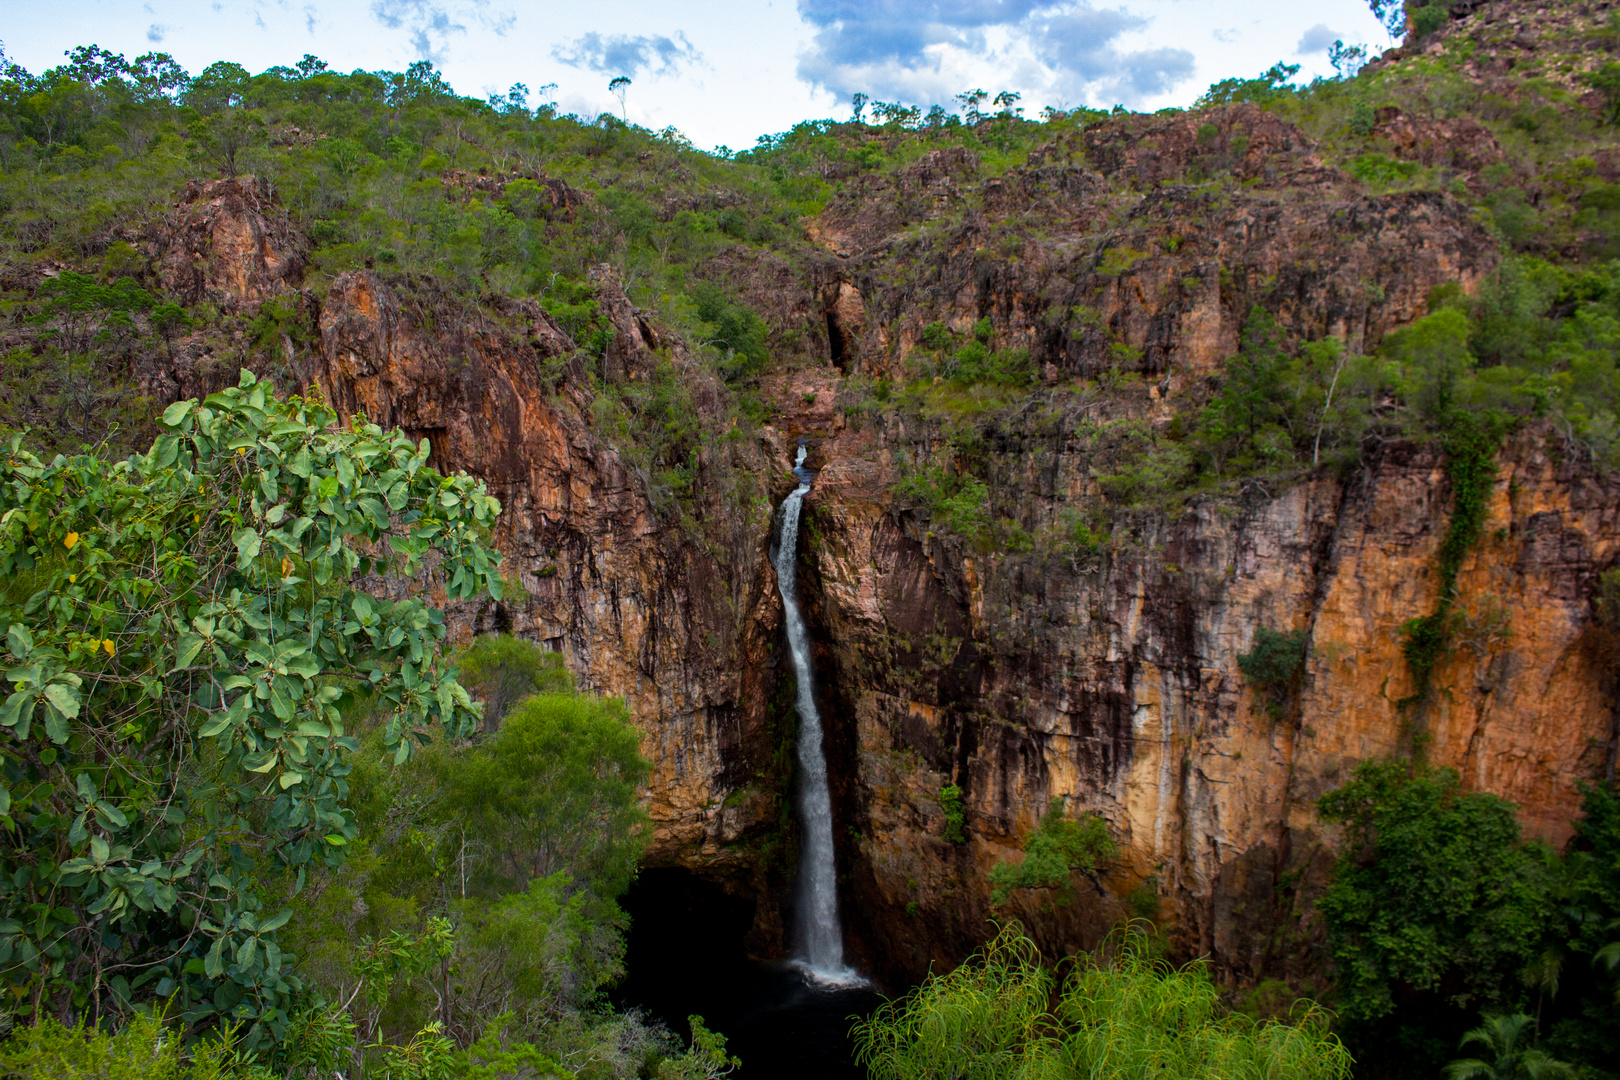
left=803, top=411, right=1619, bottom=986
left=150, top=68, right=1620, bottom=992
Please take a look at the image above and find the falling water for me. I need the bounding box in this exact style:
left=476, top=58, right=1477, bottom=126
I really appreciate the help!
left=773, top=444, right=862, bottom=987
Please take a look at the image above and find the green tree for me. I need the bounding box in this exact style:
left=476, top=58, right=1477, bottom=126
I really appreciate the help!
left=1198, top=306, right=1297, bottom=475
left=988, top=798, right=1116, bottom=906
left=1238, top=626, right=1310, bottom=719
left=432, top=691, right=650, bottom=901
left=1316, top=762, right=1555, bottom=1078
left=0, top=371, right=502, bottom=1046
left=1386, top=308, right=1475, bottom=425
left=455, top=634, right=572, bottom=730
left=1585, top=64, right=1620, bottom=126
left=189, top=107, right=265, bottom=177
left=1444, top=1014, right=1573, bottom=1080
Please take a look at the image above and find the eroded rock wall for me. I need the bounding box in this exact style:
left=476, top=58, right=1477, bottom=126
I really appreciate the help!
left=313, top=269, right=796, bottom=887
left=139, top=77, right=1620, bottom=993
left=802, top=414, right=1619, bottom=986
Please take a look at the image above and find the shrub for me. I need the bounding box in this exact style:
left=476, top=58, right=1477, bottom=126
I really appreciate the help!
left=0, top=1012, right=259, bottom=1079
left=950, top=344, right=1033, bottom=388
left=852, top=924, right=1352, bottom=1080
left=1238, top=627, right=1310, bottom=719
left=940, top=784, right=967, bottom=843
left=919, top=321, right=953, bottom=351
left=690, top=282, right=769, bottom=381
left=457, top=633, right=572, bottom=729
left=1316, top=762, right=1555, bottom=1079
left=0, top=373, right=501, bottom=1044
left=989, top=798, right=1116, bottom=905
left=1411, top=2, right=1451, bottom=39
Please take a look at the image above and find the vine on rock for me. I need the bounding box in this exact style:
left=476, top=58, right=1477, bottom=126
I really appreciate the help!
left=1400, top=411, right=1505, bottom=711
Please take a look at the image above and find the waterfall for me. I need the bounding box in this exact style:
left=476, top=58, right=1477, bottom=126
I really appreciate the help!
left=773, top=444, right=862, bottom=987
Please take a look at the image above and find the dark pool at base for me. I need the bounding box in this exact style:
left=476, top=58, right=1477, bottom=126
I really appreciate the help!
left=613, top=868, right=882, bottom=1079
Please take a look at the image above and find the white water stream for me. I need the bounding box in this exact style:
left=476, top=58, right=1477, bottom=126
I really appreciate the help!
left=773, top=445, right=862, bottom=988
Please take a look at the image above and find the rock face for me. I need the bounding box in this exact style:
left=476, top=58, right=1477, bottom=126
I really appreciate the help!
left=148, top=177, right=307, bottom=310
left=313, top=268, right=793, bottom=895
left=142, top=61, right=1620, bottom=994
left=802, top=414, right=1619, bottom=986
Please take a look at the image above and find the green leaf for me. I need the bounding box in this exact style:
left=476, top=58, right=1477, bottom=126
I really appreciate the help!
left=258, top=908, right=293, bottom=933
left=0, top=691, right=31, bottom=730
left=174, top=634, right=206, bottom=670
left=43, top=708, right=69, bottom=745
left=198, top=712, right=232, bottom=738
left=42, top=682, right=81, bottom=720
left=94, top=801, right=129, bottom=829
left=204, top=935, right=225, bottom=979
left=150, top=435, right=179, bottom=470
left=6, top=624, right=33, bottom=660
left=242, top=751, right=278, bottom=774
left=234, top=529, right=262, bottom=569
left=161, top=400, right=197, bottom=427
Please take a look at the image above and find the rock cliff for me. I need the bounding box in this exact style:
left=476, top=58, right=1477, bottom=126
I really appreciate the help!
left=123, top=0, right=1620, bottom=994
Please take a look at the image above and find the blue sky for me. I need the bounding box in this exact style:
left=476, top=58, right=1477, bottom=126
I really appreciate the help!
left=3, top=1, right=1392, bottom=151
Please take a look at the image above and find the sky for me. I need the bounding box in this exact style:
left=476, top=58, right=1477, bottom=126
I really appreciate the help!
left=2, top=1, right=1396, bottom=152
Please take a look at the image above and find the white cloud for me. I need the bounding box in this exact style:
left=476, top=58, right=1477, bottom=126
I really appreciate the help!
left=1296, top=23, right=1339, bottom=55
left=552, top=31, right=703, bottom=78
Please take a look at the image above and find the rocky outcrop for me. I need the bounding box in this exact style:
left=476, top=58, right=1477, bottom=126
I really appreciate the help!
left=314, top=269, right=797, bottom=896
left=147, top=176, right=306, bottom=310
left=818, top=106, right=1496, bottom=383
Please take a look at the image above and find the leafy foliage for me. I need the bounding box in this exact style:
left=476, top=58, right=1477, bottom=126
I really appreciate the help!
left=283, top=636, right=718, bottom=1077
left=453, top=633, right=571, bottom=730
left=988, top=798, right=1117, bottom=906
left=1238, top=627, right=1310, bottom=719
left=1444, top=1014, right=1574, bottom=1080
left=0, top=371, right=500, bottom=1045
left=1316, top=763, right=1557, bottom=1078
left=939, top=784, right=966, bottom=844
left=689, top=283, right=768, bottom=382
left=852, top=923, right=1352, bottom=1080
left=0, top=1009, right=255, bottom=1079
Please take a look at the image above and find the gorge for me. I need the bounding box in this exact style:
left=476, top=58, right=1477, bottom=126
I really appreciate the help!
left=4, top=0, right=1620, bottom=1073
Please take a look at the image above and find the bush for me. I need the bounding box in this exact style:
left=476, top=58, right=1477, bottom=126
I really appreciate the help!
left=852, top=924, right=1352, bottom=1080
left=690, top=282, right=769, bottom=381
left=988, top=798, right=1116, bottom=906
left=919, top=321, right=953, bottom=351
left=942, top=341, right=1033, bottom=388
left=0, top=1011, right=249, bottom=1080
left=1412, top=2, right=1451, bottom=39
left=0, top=374, right=501, bottom=1045
left=456, top=634, right=573, bottom=729
left=940, top=784, right=966, bottom=843
left=1238, top=627, right=1309, bottom=719
left=1316, top=762, right=1555, bottom=1079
